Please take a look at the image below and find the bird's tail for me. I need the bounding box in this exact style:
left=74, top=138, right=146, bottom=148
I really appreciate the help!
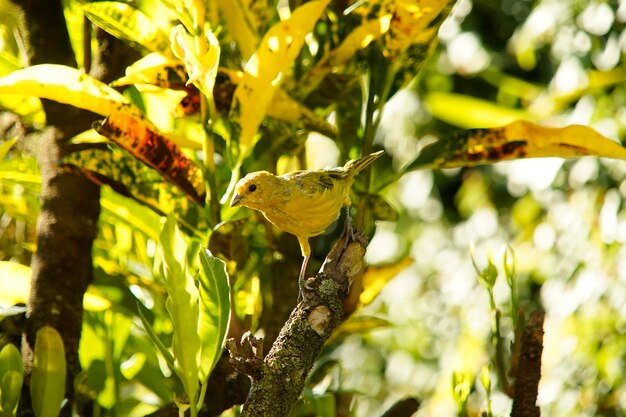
left=343, top=150, right=384, bottom=176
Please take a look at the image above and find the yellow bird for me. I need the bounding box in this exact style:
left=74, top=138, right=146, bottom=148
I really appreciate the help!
left=230, top=150, right=384, bottom=289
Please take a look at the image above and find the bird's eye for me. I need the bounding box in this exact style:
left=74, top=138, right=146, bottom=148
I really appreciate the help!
left=248, top=184, right=257, bottom=192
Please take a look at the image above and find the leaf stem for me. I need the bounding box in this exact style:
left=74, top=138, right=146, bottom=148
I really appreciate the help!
left=493, top=309, right=513, bottom=397
left=197, top=381, right=208, bottom=411
left=83, top=16, right=92, bottom=73
left=200, top=94, right=221, bottom=226
left=357, top=50, right=395, bottom=228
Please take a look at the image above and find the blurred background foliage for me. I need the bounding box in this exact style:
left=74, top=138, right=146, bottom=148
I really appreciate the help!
left=1, top=0, right=626, bottom=416
left=355, top=0, right=626, bottom=416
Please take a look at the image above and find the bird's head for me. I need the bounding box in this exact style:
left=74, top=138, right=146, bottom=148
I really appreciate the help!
left=230, top=171, right=278, bottom=210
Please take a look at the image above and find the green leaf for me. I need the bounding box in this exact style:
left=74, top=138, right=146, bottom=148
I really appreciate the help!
left=0, top=344, right=23, bottom=416
left=82, top=2, right=171, bottom=54
left=451, top=371, right=471, bottom=413
left=0, top=50, right=22, bottom=76
left=1, top=372, right=22, bottom=416
left=99, top=188, right=162, bottom=242
left=30, top=326, right=66, bottom=417
left=424, top=92, right=529, bottom=129
left=0, top=344, right=23, bottom=378
left=357, top=192, right=398, bottom=222
left=196, top=249, right=230, bottom=382
left=300, top=391, right=337, bottom=417
left=157, top=215, right=200, bottom=407
left=0, top=138, right=17, bottom=161
left=124, top=346, right=175, bottom=403
left=136, top=305, right=176, bottom=373
left=0, top=65, right=128, bottom=116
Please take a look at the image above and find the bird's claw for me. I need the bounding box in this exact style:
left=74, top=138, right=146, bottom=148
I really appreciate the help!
left=298, top=275, right=316, bottom=302
left=343, top=208, right=357, bottom=248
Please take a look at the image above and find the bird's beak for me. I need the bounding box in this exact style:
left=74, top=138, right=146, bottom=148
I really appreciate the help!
left=230, top=193, right=242, bottom=207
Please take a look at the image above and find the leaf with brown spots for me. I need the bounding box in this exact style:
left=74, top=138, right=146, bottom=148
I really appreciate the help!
left=408, top=120, right=626, bottom=170
left=110, top=55, right=189, bottom=89
left=94, top=105, right=206, bottom=205
left=60, top=144, right=190, bottom=216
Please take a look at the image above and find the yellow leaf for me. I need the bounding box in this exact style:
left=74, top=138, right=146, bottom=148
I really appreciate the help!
left=0, top=65, right=128, bottom=116
left=110, top=53, right=188, bottom=87
left=229, top=0, right=331, bottom=158
left=506, top=121, right=626, bottom=159
left=297, top=15, right=392, bottom=99
left=360, top=258, right=413, bottom=305
left=268, top=88, right=337, bottom=138
left=329, top=316, right=391, bottom=343
left=381, top=0, right=450, bottom=58
left=588, top=68, right=626, bottom=90
left=0, top=138, right=17, bottom=160
left=0, top=94, right=45, bottom=125
left=170, top=24, right=220, bottom=96
left=83, top=290, right=112, bottom=312
left=480, top=68, right=543, bottom=103
left=216, top=0, right=260, bottom=61
left=82, top=1, right=171, bottom=54
left=0, top=261, right=30, bottom=306
left=218, top=68, right=336, bottom=137
left=409, top=120, right=626, bottom=170
left=0, top=261, right=110, bottom=311
left=333, top=15, right=392, bottom=64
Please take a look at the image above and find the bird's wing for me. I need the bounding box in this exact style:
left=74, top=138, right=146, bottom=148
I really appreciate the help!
left=286, top=169, right=348, bottom=196
left=270, top=169, right=349, bottom=237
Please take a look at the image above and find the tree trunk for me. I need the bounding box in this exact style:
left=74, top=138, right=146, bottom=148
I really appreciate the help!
left=10, top=1, right=139, bottom=415
left=21, top=128, right=101, bottom=416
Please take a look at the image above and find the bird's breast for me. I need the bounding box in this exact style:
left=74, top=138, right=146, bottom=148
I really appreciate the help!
left=283, top=183, right=347, bottom=236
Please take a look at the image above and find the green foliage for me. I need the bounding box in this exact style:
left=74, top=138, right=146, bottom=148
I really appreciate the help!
left=451, top=371, right=471, bottom=417
left=196, top=249, right=230, bottom=382
left=30, top=327, right=66, bottom=417
left=156, top=215, right=202, bottom=414
left=151, top=215, right=230, bottom=416
left=0, top=344, right=22, bottom=417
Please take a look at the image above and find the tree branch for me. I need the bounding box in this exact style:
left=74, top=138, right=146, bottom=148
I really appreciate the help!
left=227, top=220, right=368, bottom=417
left=510, top=310, right=545, bottom=417
left=380, top=398, right=421, bottom=417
